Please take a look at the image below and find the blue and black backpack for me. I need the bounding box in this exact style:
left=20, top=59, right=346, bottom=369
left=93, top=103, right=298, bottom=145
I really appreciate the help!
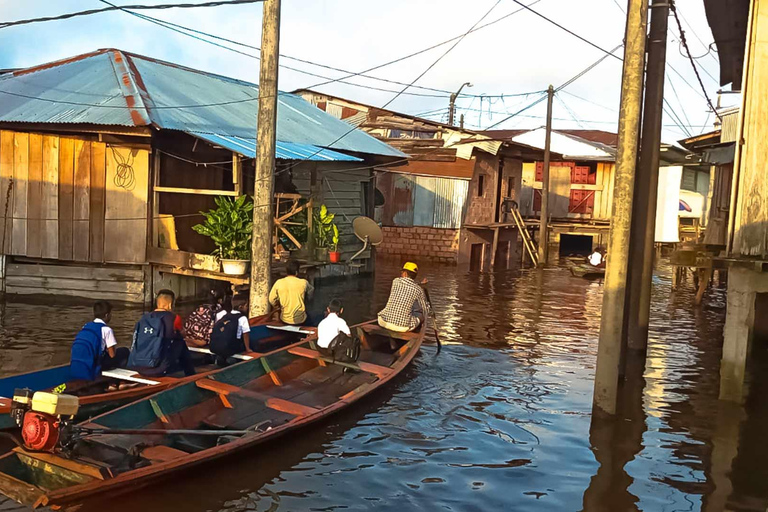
left=128, top=313, right=166, bottom=369
left=70, top=322, right=104, bottom=381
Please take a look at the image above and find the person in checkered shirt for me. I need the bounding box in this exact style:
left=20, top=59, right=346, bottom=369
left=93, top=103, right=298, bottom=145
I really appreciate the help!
left=377, top=262, right=430, bottom=333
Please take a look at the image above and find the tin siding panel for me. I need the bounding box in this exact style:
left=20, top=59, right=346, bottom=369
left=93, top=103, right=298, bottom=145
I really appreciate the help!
left=391, top=174, right=415, bottom=227
left=413, top=176, right=436, bottom=227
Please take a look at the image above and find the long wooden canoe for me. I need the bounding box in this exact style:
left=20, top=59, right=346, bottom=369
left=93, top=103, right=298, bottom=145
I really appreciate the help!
left=0, top=316, right=312, bottom=430
left=0, top=320, right=425, bottom=509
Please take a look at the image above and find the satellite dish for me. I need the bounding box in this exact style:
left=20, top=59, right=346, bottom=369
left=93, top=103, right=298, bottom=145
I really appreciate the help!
left=349, top=216, right=383, bottom=262
left=353, top=216, right=383, bottom=245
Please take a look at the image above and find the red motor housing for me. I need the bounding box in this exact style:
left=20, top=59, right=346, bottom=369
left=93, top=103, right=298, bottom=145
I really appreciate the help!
left=21, top=412, right=60, bottom=452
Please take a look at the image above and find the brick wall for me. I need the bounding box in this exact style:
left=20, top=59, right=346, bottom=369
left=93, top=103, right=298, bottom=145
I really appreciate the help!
left=377, top=226, right=459, bottom=264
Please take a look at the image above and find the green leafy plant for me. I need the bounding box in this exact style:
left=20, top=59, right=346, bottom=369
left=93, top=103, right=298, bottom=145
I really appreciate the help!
left=314, top=204, right=340, bottom=251
left=192, top=195, right=254, bottom=260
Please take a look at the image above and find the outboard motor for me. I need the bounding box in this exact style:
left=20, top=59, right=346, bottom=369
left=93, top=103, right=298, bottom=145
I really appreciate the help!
left=11, top=390, right=79, bottom=452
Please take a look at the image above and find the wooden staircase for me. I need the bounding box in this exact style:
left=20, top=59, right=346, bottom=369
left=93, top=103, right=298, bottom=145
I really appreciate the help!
left=510, top=207, right=539, bottom=267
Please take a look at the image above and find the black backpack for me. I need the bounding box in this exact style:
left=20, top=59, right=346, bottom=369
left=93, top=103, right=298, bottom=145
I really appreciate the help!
left=327, top=332, right=361, bottom=364
left=210, top=312, right=244, bottom=359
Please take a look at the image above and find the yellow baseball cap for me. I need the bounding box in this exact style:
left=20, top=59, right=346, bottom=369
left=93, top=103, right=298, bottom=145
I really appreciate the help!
left=403, top=262, right=418, bottom=273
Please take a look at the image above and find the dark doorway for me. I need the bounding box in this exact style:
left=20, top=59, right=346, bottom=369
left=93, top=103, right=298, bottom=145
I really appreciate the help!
left=470, top=243, right=484, bottom=272
left=559, top=234, right=593, bottom=256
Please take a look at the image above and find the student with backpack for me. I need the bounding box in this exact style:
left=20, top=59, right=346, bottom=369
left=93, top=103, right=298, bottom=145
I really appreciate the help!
left=70, top=301, right=130, bottom=381
left=184, top=288, right=225, bottom=347
left=316, top=299, right=360, bottom=364
left=128, top=289, right=195, bottom=377
left=210, top=295, right=251, bottom=365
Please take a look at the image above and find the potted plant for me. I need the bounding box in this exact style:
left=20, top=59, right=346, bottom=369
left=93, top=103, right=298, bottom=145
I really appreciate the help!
left=313, top=205, right=340, bottom=262
left=328, top=226, right=341, bottom=263
left=192, top=195, right=254, bottom=275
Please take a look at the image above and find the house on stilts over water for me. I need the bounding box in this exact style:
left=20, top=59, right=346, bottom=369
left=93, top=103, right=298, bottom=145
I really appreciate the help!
left=0, top=49, right=405, bottom=304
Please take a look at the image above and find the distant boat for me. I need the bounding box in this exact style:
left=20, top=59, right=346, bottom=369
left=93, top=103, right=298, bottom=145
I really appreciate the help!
left=0, top=320, right=425, bottom=509
left=570, top=263, right=606, bottom=279
left=0, top=315, right=310, bottom=430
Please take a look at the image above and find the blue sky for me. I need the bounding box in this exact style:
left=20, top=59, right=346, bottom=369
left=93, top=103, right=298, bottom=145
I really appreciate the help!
left=0, top=0, right=733, bottom=143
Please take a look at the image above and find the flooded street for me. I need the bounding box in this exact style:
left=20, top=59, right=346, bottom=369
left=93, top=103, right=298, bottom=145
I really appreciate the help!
left=0, top=260, right=766, bottom=511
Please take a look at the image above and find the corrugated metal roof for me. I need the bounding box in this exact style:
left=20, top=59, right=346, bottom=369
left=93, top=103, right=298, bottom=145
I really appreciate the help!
left=0, top=49, right=405, bottom=159
left=190, top=132, right=362, bottom=162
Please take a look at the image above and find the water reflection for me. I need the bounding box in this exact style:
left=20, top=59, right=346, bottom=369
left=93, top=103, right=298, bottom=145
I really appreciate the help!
left=0, top=261, right=765, bottom=511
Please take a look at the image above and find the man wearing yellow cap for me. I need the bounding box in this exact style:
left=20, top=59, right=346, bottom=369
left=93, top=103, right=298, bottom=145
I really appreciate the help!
left=377, top=262, right=429, bottom=333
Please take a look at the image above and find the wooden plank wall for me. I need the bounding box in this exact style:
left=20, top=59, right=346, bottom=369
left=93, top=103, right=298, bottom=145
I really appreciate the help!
left=5, top=262, right=145, bottom=303
left=0, top=130, right=150, bottom=265
left=732, top=0, right=768, bottom=256
left=104, top=146, right=149, bottom=263
left=294, top=162, right=371, bottom=259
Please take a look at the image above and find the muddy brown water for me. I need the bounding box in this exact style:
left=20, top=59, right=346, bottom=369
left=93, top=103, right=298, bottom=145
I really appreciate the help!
left=0, top=261, right=766, bottom=511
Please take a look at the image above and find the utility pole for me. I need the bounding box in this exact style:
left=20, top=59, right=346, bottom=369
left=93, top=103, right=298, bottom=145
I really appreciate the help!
left=448, top=82, right=472, bottom=126
left=627, top=0, right=669, bottom=351
left=538, top=84, right=554, bottom=266
left=593, top=0, right=649, bottom=416
left=249, top=0, right=281, bottom=317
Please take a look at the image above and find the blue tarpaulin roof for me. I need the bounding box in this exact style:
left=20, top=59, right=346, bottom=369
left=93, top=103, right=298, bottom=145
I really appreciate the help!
left=0, top=49, right=404, bottom=160
left=190, top=132, right=362, bottom=161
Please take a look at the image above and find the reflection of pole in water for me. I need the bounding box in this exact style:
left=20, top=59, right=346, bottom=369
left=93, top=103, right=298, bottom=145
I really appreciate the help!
left=582, top=354, right=647, bottom=511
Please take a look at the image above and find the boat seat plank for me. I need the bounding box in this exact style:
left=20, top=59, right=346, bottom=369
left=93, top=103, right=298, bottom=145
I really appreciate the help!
left=289, top=372, right=374, bottom=408
left=359, top=324, right=419, bottom=341
left=266, top=325, right=314, bottom=335
left=141, top=445, right=188, bottom=463
left=201, top=400, right=293, bottom=431
left=101, top=369, right=160, bottom=386
left=196, top=379, right=318, bottom=417
left=187, top=347, right=254, bottom=361
left=287, top=347, right=394, bottom=379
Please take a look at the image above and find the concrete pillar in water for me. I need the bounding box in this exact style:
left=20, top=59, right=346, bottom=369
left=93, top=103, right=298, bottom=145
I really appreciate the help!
left=593, top=0, right=649, bottom=416
left=720, top=267, right=757, bottom=402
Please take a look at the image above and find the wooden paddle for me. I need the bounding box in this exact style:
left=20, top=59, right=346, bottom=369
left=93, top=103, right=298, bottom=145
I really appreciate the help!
left=422, top=287, right=442, bottom=354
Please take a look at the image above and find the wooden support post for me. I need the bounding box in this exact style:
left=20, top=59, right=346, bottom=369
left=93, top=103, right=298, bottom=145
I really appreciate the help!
left=593, top=0, right=649, bottom=416
left=307, top=166, right=319, bottom=258
left=151, top=151, right=160, bottom=248
left=249, top=0, right=281, bottom=318
left=232, top=154, right=243, bottom=196
left=538, top=85, right=554, bottom=266
left=490, top=227, right=500, bottom=270
left=627, top=0, right=669, bottom=352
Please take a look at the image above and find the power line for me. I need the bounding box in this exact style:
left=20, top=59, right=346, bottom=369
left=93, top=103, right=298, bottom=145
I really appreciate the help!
left=0, top=0, right=264, bottom=30
left=670, top=0, right=722, bottom=121
left=103, top=0, right=545, bottom=100
left=267, top=0, right=505, bottom=180
left=509, top=0, right=621, bottom=61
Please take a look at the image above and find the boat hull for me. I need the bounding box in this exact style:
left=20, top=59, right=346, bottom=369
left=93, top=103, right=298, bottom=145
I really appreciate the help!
left=0, top=320, right=425, bottom=508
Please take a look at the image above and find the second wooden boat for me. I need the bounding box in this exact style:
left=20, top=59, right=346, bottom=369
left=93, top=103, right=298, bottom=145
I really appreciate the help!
left=0, top=320, right=425, bottom=509
left=0, top=316, right=311, bottom=430
left=570, top=263, right=606, bottom=278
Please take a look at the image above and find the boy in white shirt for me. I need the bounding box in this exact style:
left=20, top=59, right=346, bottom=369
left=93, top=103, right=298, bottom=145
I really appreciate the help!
left=211, top=295, right=251, bottom=364
left=317, top=299, right=351, bottom=352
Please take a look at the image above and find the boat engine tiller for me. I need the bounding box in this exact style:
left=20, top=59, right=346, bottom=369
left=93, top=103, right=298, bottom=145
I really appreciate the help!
left=14, top=391, right=79, bottom=452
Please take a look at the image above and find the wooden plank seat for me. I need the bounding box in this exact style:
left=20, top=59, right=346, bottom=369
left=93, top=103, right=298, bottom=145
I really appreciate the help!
left=287, top=347, right=394, bottom=379
left=196, top=379, right=318, bottom=417
left=140, top=445, right=188, bottom=463
left=187, top=347, right=254, bottom=361
left=100, top=369, right=160, bottom=386
left=359, top=324, right=420, bottom=342
left=266, top=325, right=314, bottom=335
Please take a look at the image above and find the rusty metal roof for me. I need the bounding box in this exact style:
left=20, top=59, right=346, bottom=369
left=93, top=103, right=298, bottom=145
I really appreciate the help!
left=0, top=49, right=405, bottom=159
